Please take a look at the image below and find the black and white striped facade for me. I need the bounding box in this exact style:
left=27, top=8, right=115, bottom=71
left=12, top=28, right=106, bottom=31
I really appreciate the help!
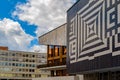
left=67, top=0, right=120, bottom=74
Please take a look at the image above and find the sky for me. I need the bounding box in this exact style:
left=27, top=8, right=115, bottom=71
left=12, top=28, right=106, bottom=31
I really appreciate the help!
left=0, top=0, right=76, bottom=52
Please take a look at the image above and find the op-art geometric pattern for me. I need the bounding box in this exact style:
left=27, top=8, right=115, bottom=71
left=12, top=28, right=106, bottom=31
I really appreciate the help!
left=68, top=0, right=120, bottom=63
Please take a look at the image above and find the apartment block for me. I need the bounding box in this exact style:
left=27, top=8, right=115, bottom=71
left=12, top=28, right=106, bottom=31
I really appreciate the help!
left=0, top=50, right=47, bottom=80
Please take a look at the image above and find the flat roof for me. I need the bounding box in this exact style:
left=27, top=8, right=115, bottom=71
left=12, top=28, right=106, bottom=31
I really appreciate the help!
left=0, top=49, right=46, bottom=54
left=39, top=23, right=66, bottom=39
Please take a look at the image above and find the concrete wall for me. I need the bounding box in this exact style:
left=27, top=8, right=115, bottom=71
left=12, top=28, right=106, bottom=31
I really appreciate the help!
left=33, top=75, right=83, bottom=80
left=39, top=23, right=66, bottom=46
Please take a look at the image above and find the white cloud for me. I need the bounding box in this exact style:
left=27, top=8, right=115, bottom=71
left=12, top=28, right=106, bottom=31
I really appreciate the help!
left=0, top=18, right=34, bottom=51
left=10, top=0, right=76, bottom=52
left=30, top=45, right=47, bottom=53
left=13, top=0, right=75, bottom=36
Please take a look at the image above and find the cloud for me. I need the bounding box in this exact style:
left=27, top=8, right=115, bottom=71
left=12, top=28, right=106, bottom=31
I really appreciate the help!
left=0, top=18, right=34, bottom=51
left=13, top=0, right=75, bottom=36
left=30, top=45, right=47, bottom=53
left=10, top=0, right=76, bottom=52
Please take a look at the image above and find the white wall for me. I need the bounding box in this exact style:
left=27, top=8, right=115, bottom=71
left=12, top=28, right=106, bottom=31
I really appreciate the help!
left=32, top=75, right=84, bottom=80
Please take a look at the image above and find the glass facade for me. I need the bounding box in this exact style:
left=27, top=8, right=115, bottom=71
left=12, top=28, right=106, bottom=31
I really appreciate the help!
left=47, top=45, right=67, bottom=76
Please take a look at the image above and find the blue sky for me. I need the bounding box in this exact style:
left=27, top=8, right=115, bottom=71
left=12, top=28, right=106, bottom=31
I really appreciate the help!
left=0, top=0, right=37, bottom=46
left=0, top=0, right=75, bottom=52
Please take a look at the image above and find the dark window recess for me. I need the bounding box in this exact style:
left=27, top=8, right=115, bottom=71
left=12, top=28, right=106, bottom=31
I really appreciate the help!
left=12, top=63, right=15, bottom=66
left=54, top=59, right=60, bottom=66
left=22, top=74, right=25, bottom=77
left=32, top=55, right=35, bottom=57
left=26, top=64, right=28, bottom=67
left=62, top=58, right=66, bottom=65
left=29, top=74, right=31, bottom=77
left=26, top=54, right=28, bottom=57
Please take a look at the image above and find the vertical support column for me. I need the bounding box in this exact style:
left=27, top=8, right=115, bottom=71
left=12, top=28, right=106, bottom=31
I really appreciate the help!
left=54, top=70, right=56, bottom=76
left=51, top=70, right=54, bottom=77
left=108, top=72, right=111, bottom=80
left=47, top=45, right=49, bottom=66
left=99, top=73, right=102, bottom=80
left=53, top=45, right=55, bottom=66
left=60, top=46, right=63, bottom=64
left=53, top=45, right=55, bottom=57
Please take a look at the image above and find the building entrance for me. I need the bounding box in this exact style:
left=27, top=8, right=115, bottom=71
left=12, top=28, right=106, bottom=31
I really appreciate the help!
left=84, top=71, right=120, bottom=80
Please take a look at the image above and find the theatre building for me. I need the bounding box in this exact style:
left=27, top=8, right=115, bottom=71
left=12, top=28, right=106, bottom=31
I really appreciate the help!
left=67, top=0, right=120, bottom=80
left=38, top=23, right=68, bottom=76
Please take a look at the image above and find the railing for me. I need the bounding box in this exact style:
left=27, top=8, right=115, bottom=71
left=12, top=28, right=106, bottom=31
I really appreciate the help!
left=37, top=64, right=48, bottom=68
left=37, top=62, right=66, bottom=68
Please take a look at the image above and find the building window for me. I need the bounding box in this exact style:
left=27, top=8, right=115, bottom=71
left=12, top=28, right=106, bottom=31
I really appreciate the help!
left=19, top=69, right=21, bottom=72
left=9, top=63, right=11, bottom=66
left=16, top=63, right=18, bottom=66
left=12, top=63, right=15, bottom=66
left=23, top=54, right=25, bottom=57
left=12, top=53, right=15, bottom=56
left=48, top=60, right=53, bottom=66
left=26, top=64, right=28, bottom=67
left=55, top=46, right=59, bottom=56
left=54, top=59, right=60, bottom=66
left=33, top=60, right=35, bottom=62
left=62, top=58, right=66, bottom=65
left=23, top=64, right=25, bottom=67
left=26, top=54, right=28, bottom=57
left=29, top=74, right=31, bottom=77
left=22, top=74, right=25, bottom=77
left=31, top=64, right=35, bottom=67
left=32, top=55, right=35, bottom=57
left=26, top=59, right=28, bottom=62
left=48, top=45, right=54, bottom=57
left=39, top=74, right=41, bottom=77
left=31, top=69, right=34, bottom=72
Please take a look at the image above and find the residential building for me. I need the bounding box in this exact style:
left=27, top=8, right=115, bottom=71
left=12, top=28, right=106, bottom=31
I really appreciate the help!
left=38, top=23, right=68, bottom=76
left=0, top=49, right=47, bottom=80
left=67, top=0, right=120, bottom=80
left=0, top=46, right=8, bottom=51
